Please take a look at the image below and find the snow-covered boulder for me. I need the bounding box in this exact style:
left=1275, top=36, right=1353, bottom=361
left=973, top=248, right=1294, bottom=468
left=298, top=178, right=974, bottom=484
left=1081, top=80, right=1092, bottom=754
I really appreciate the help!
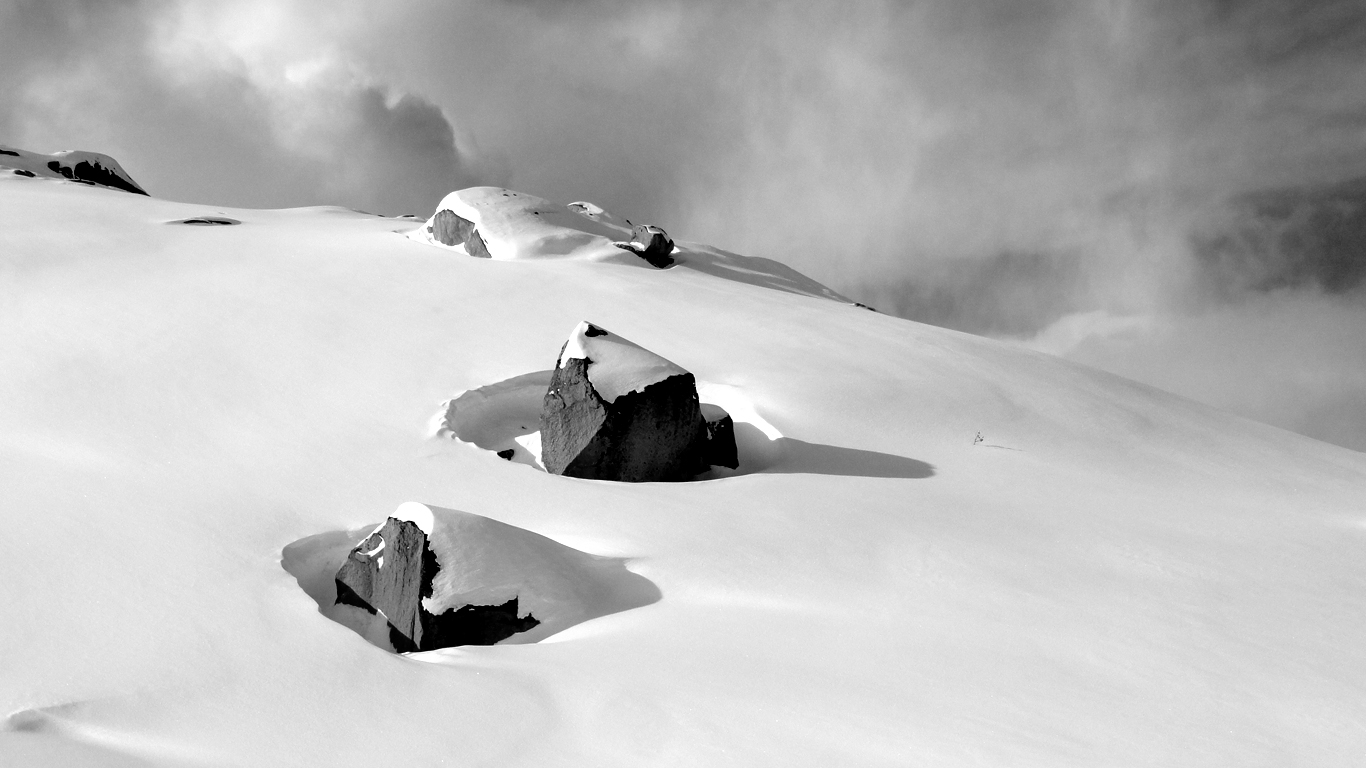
left=0, top=145, right=147, bottom=195
left=427, top=208, right=492, bottom=258
left=540, top=321, right=735, bottom=481
left=409, top=187, right=630, bottom=261
left=307, top=503, right=660, bottom=652
left=613, top=224, right=675, bottom=268
left=335, top=512, right=539, bottom=652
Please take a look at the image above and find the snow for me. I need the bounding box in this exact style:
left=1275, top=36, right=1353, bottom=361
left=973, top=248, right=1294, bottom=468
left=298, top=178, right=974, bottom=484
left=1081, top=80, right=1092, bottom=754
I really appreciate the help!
left=3, top=171, right=1366, bottom=766
left=558, top=320, right=690, bottom=403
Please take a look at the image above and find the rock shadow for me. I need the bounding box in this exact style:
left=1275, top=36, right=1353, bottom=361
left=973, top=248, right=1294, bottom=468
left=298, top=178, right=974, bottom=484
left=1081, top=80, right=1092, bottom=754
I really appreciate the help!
left=431, top=370, right=552, bottom=469
left=701, top=422, right=934, bottom=479
left=281, top=513, right=661, bottom=651
left=672, top=243, right=854, bottom=303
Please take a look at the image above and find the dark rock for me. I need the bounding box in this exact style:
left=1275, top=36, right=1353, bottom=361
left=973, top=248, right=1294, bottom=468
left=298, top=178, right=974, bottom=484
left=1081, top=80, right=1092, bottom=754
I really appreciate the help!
left=173, top=217, right=239, bottom=226
left=47, top=159, right=147, bottom=196
left=430, top=208, right=476, bottom=246
left=334, top=517, right=540, bottom=652
left=540, top=325, right=714, bottom=481
left=497, top=448, right=515, bottom=461
left=13, top=169, right=34, bottom=178
left=429, top=208, right=492, bottom=258
left=613, top=224, right=675, bottom=268
left=465, top=228, right=492, bottom=259
left=701, top=405, right=739, bottom=469
left=853, top=302, right=878, bottom=312
left=0, top=148, right=18, bottom=156
left=419, top=597, right=540, bottom=650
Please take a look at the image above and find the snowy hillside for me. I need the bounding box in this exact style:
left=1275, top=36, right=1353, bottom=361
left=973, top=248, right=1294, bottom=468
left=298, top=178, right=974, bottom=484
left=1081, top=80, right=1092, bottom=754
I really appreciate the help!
left=2, top=161, right=1366, bottom=767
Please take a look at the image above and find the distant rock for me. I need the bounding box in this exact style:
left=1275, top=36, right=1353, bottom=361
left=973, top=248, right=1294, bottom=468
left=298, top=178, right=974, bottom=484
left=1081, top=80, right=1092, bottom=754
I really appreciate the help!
left=335, top=516, right=539, bottom=652
left=613, top=224, right=675, bottom=268
left=0, top=145, right=147, bottom=195
left=428, top=208, right=491, bottom=258
left=169, top=216, right=240, bottom=226
left=540, top=321, right=734, bottom=481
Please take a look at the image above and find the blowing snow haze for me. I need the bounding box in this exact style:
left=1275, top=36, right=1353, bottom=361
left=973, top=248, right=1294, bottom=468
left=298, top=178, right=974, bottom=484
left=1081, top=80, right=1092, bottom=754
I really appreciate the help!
left=3, top=0, right=1365, bottom=449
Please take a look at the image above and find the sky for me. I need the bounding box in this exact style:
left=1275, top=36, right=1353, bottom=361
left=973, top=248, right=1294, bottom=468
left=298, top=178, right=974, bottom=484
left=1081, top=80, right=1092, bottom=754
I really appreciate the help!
left=3, top=0, right=1365, bottom=451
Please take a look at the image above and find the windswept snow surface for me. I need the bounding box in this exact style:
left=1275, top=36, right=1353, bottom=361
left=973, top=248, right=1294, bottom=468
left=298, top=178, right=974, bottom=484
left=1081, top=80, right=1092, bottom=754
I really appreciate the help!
left=3, top=174, right=1366, bottom=766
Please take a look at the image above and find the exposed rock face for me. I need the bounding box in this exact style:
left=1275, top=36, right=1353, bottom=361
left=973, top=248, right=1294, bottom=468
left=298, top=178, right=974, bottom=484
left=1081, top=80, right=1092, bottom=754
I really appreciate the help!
left=701, top=404, right=739, bottom=470
left=45, top=159, right=147, bottom=196
left=613, top=224, right=675, bottom=268
left=429, top=208, right=492, bottom=258
left=335, top=517, right=539, bottom=652
left=540, top=322, right=734, bottom=481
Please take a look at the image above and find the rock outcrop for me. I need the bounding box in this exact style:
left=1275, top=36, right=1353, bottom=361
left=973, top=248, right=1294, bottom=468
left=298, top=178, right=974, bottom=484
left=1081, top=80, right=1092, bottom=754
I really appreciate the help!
left=428, top=208, right=492, bottom=258
left=0, top=146, right=147, bottom=195
left=46, top=158, right=148, bottom=196
left=335, top=516, right=540, bottom=652
left=539, top=322, right=737, bottom=481
left=613, top=224, right=675, bottom=268
left=701, top=403, right=739, bottom=470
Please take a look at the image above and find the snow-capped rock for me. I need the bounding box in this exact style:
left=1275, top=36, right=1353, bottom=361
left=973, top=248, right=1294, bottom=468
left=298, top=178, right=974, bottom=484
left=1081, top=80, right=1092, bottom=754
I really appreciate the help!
left=335, top=514, right=539, bottom=652
left=426, top=207, right=492, bottom=258
left=0, top=145, right=146, bottom=195
left=540, top=321, right=724, bottom=481
left=313, top=502, right=659, bottom=652
left=613, top=223, right=675, bottom=268
left=409, top=187, right=629, bottom=261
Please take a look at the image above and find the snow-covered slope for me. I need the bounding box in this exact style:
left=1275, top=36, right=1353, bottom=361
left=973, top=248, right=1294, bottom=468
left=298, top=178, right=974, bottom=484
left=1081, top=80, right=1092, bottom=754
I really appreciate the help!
left=2, top=169, right=1366, bottom=767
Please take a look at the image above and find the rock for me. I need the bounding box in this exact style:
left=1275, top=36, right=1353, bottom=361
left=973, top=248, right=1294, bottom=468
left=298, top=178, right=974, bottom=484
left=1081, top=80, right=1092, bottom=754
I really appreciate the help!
left=45, top=158, right=147, bottom=196
left=0, top=146, right=148, bottom=195
left=613, top=224, right=675, bottom=268
left=428, top=208, right=492, bottom=258
left=334, top=516, right=540, bottom=652
left=540, top=321, right=723, bottom=481
left=701, top=404, right=739, bottom=469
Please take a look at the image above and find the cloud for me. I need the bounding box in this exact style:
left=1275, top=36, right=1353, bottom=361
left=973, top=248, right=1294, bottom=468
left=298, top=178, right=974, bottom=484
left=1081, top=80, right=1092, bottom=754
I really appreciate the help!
left=3, top=0, right=1365, bottom=450
left=1025, top=296, right=1366, bottom=452
left=0, top=0, right=494, bottom=214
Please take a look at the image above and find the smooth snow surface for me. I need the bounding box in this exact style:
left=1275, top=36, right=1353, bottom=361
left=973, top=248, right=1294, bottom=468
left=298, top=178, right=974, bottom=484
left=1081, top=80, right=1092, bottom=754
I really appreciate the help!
left=559, top=321, right=690, bottom=404
left=4, top=174, right=1366, bottom=766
